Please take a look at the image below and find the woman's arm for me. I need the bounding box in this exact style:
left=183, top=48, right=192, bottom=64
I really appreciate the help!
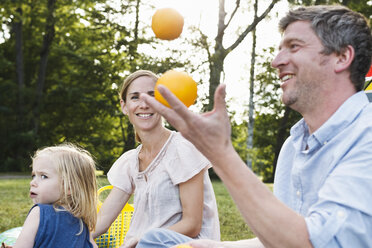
left=90, top=233, right=98, bottom=248
left=13, top=206, right=40, bottom=248
left=93, top=187, right=131, bottom=239
left=167, top=169, right=205, bottom=238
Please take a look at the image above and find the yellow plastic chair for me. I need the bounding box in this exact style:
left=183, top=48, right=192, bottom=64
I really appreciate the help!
left=95, top=185, right=134, bottom=248
left=365, top=67, right=372, bottom=102
left=365, top=80, right=372, bottom=102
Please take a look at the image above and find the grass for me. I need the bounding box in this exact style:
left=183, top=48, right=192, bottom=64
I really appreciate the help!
left=0, top=176, right=265, bottom=241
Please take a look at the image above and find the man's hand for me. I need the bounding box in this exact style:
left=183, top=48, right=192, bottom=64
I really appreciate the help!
left=140, top=84, right=234, bottom=165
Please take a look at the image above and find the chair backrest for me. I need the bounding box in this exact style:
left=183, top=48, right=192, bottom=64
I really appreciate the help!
left=365, top=81, right=372, bottom=102
left=95, top=185, right=134, bottom=248
left=366, top=66, right=372, bottom=102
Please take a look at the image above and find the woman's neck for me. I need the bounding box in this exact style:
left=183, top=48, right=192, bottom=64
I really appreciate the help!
left=138, top=128, right=171, bottom=171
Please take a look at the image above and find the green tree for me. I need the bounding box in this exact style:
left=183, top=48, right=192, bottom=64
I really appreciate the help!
left=252, top=47, right=301, bottom=182
left=0, top=0, right=188, bottom=172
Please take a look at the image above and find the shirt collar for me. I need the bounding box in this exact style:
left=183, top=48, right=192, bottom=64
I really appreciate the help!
left=290, top=91, right=370, bottom=152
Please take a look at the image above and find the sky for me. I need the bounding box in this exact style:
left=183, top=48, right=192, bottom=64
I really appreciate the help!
left=147, top=0, right=290, bottom=121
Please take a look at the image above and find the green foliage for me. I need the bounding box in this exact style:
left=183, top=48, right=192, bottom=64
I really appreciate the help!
left=251, top=47, right=301, bottom=182
left=0, top=0, right=188, bottom=172
left=230, top=117, right=249, bottom=166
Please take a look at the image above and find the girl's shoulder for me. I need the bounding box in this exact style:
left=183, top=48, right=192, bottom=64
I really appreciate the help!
left=29, top=204, right=48, bottom=215
left=27, top=204, right=41, bottom=218
left=34, top=204, right=72, bottom=219
left=35, top=203, right=63, bottom=211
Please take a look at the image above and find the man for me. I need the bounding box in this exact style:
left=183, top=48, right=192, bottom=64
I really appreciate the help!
left=137, top=5, right=372, bottom=248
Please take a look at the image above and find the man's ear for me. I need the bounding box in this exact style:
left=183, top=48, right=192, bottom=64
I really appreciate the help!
left=334, top=45, right=354, bottom=73
left=120, top=99, right=128, bottom=115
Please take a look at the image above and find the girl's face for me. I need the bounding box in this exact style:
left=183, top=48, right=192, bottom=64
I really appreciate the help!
left=121, top=76, right=162, bottom=131
left=30, top=156, right=62, bottom=205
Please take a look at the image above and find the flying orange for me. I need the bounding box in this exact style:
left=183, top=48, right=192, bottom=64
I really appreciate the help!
left=151, top=8, right=184, bottom=40
left=154, top=70, right=197, bottom=108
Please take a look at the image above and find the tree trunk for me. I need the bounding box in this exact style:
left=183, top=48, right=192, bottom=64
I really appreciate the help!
left=122, top=117, right=136, bottom=153
left=121, top=0, right=142, bottom=152
left=14, top=7, right=25, bottom=164
left=14, top=7, right=25, bottom=118
left=205, top=0, right=278, bottom=111
left=208, top=52, right=225, bottom=110
left=33, top=0, right=56, bottom=135
left=206, top=0, right=227, bottom=111
left=246, top=0, right=258, bottom=169
left=123, top=0, right=141, bottom=151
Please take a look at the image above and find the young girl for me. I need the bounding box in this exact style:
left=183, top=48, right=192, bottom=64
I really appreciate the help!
left=93, top=70, right=220, bottom=248
left=13, top=143, right=98, bottom=248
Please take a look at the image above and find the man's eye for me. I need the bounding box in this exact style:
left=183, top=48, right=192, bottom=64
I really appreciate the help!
left=31, top=175, right=35, bottom=179
left=41, top=175, right=48, bottom=179
left=131, top=95, right=139, bottom=100
left=290, top=44, right=299, bottom=50
left=148, top=92, right=155, bottom=97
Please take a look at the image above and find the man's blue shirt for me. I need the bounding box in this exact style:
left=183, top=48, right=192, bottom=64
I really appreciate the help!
left=274, top=91, right=372, bottom=247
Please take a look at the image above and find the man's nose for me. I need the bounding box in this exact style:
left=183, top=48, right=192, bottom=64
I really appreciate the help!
left=271, top=49, right=288, bottom=69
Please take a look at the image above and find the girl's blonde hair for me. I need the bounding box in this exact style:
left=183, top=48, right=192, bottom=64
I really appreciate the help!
left=32, top=143, right=97, bottom=233
left=119, top=70, right=159, bottom=143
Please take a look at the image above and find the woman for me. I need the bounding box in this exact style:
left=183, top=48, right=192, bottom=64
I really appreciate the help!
left=93, top=70, right=220, bottom=248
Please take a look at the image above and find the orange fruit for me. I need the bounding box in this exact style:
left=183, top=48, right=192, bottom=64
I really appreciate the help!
left=154, top=70, right=197, bottom=108
left=151, top=8, right=184, bottom=40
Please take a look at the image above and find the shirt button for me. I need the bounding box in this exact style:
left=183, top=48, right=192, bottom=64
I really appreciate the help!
left=337, top=210, right=345, bottom=218
left=296, top=191, right=301, bottom=197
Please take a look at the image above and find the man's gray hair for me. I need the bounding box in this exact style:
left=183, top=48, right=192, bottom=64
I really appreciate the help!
left=279, top=5, right=372, bottom=91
